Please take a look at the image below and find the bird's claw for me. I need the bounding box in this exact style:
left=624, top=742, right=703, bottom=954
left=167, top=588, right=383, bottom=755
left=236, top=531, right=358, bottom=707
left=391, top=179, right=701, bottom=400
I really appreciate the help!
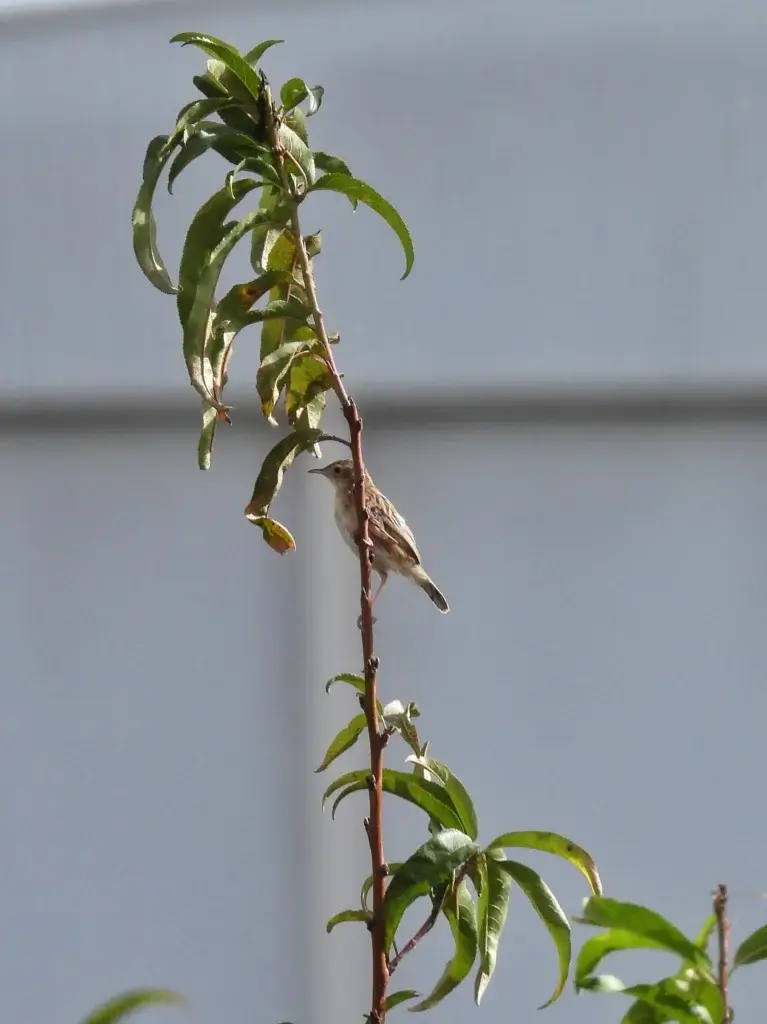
left=357, top=614, right=378, bottom=631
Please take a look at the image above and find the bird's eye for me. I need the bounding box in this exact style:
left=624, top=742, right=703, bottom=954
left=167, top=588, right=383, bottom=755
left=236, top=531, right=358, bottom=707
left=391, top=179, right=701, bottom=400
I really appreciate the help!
left=333, top=466, right=340, bottom=474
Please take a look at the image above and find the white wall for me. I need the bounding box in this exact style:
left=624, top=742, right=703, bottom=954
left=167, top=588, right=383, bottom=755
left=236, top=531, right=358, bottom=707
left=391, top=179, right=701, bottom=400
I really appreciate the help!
left=2, top=1, right=767, bottom=1022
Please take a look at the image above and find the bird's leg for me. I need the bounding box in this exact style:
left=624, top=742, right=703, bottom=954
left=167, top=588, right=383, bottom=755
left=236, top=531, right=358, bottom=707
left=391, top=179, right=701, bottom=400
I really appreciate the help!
left=357, top=572, right=387, bottom=631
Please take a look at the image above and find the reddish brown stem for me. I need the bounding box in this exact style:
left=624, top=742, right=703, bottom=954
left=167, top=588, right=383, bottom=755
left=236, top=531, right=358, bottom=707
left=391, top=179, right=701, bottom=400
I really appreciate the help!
left=389, top=900, right=441, bottom=975
left=273, top=96, right=388, bottom=1015
left=713, top=883, right=730, bottom=1023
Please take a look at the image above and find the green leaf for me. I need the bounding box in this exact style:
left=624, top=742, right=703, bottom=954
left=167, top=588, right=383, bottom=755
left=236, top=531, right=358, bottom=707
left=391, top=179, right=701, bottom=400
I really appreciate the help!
left=580, top=976, right=715, bottom=1024
left=170, top=32, right=263, bottom=102
left=383, top=830, right=479, bottom=953
left=407, top=756, right=478, bottom=841
left=321, top=769, right=469, bottom=832
left=197, top=404, right=220, bottom=470
left=248, top=516, right=296, bottom=555
left=278, top=122, right=316, bottom=186
left=132, top=135, right=178, bottom=293
left=325, top=672, right=365, bottom=695
left=280, top=77, right=309, bottom=110
left=256, top=340, right=312, bottom=424
left=168, top=125, right=271, bottom=191
left=244, top=39, right=284, bottom=65
left=180, top=189, right=292, bottom=406
left=733, top=921, right=767, bottom=969
left=310, top=173, right=414, bottom=279
left=384, top=991, right=419, bottom=1011
left=79, top=989, right=185, bottom=1024
left=313, top=151, right=353, bottom=177
left=316, top=714, right=367, bottom=772
left=487, top=830, right=603, bottom=895
left=285, top=354, right=333, bottom=431
left=579, top=898, right=711, bottom=974
left=497, top=859, right=570, bottom=1007
left=576, top=930, right=678, bottom=987
left=381, top=700, right=422, bottom=756
left=411, top=881, right=477, bottom=1011
left=326, top=908, right=370, bottom=933
left=244, top=428, right=323, bottom=521
left=474, top=853, right=512, bottom=1005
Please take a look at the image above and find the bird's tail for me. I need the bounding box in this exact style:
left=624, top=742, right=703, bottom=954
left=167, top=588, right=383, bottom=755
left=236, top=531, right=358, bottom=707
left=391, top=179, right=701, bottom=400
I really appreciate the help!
left=414, top=568, right=450, bottom=613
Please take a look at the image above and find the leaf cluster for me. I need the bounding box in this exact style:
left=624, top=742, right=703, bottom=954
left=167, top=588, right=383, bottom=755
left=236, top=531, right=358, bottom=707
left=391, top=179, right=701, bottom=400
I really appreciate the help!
left=575, top=897, right=767, bottom=1023
left=131, top=32, right=413, bottom=553
left=320, top=674, right=602, bottom=1012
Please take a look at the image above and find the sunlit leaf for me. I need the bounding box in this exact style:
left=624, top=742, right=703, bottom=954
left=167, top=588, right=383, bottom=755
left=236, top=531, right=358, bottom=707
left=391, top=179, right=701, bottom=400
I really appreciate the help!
left=243, top=39, right=284, bottom=65
left=694, top=915, right=717, bottom=953
left=316, top=714, right=367, bottom=772
left=383, top=830, right=478, bottom=953
left=79, top=989, right=185, bottom=1024
left=407, top=756, right=478, bottom=840
left=325, top=673, right=365, bottom=696
left=132, top=135, right=178, bottom=293
left=326, top=908, right=370, bottom=933
left=310, top=173, right=413, bottom=278
left=411, top=881, right=477, bottom=1011
left=285, top=354, right=333, bottom=432
left=733, top=921, right=767, bottom=969
left=579, top=975, right=715, bottom=1024
left=244, top=428, right=323, bottom=521
left=256, top=340, right=311, bottom=424
left=170, top=32, right=263, bottom=102
left=248, top=516, right=296, bottom=554
left=579, top=898, right=711, bottom=974
left=278, top=122, right=316, bottom=186
left=384, top=991, right=418, bottom=1011
left=576, top=929, right=678, bottom=986
left=381, top=700, right=422, bottom=756
left=280, top=77, right=309, bottom=111
left=197, top=404, right=220, bottom=470
left=487, top=830, right=602, bottom=895
left=497, top=859, right=570, bottom=1007
left=473, top=852, right=512, bottom=1005
left=321, top=769, right=468, bottom=832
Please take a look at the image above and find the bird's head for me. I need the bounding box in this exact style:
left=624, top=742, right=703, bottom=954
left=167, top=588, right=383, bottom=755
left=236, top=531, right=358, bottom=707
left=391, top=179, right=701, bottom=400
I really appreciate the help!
left=307, top=459, right=357, bottom=489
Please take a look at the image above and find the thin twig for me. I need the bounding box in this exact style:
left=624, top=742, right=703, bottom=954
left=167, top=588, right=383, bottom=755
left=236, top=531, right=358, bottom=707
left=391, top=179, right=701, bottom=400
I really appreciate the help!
left=389, top=899, right=442, bottom=975
left=713, top=883, right=730, bottom=1023
left=264, top=86, right=389, bottom=1022
left=316, top=433, right=352, bottom=449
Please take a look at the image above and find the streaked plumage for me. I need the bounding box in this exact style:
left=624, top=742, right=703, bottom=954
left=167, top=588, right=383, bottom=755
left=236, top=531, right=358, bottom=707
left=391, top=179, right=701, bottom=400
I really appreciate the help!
left=308, top=459, right=449, bottom=614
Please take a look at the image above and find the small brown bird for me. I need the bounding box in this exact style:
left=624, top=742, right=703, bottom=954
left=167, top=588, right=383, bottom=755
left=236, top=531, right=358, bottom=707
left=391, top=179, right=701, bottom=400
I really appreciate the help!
left=308, top=459, right=449, bottom=615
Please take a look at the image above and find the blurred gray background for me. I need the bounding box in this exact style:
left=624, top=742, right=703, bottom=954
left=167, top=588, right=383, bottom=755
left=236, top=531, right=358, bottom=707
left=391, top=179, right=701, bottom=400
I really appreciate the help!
left=2, top=0, right=767, bottom=1022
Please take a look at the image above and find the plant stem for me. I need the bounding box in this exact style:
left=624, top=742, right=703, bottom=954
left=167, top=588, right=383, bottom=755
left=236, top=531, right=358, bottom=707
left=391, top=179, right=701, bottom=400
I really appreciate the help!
left=713, top=883, right=729, bottom=1023
left=265, top=87, right=389, bottom=1021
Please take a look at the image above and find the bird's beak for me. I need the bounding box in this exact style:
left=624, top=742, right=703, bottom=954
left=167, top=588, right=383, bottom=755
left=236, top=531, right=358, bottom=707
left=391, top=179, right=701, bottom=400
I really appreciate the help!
left=307, top=467, right=325, bottom=475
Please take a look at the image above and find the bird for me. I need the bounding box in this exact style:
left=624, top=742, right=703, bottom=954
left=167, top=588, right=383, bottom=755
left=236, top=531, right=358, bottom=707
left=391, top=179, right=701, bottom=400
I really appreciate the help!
left=308, top=459, right=449, bottom=616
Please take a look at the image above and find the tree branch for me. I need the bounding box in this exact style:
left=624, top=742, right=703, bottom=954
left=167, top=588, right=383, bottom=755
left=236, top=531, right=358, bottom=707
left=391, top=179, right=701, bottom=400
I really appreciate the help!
left=265, top=88, right=389, bottom=1021
left=713, top=883, right=730, bottom=1023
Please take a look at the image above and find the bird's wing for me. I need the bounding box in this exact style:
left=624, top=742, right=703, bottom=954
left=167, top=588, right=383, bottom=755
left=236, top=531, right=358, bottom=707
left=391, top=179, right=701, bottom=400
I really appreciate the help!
left=368, top=498, right=421, bottom=566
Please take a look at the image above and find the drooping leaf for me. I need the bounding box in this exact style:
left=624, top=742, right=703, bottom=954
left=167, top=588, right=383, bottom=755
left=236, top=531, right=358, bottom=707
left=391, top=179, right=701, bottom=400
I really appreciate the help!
left=384, top=991, right=419, bottom=1011
left=575, top=929, right=679, bottom=987
left=278, top=122, right=316, bottom=186
left=180, top=190, right=292, bottom=406
left=321, top=769, right=469, bottom=832
left=733, top=921, right=767, bottom=969
left=256, top=340, right=315, bottom=424
left=310, top=173, right=414, bottom=278
left=132, top=135, right=178, bottom=293
left=693, top=915, right=717, bottom=953
left=315, top=714, right=367, bottom=772
left=407, top=756, right=478, bottom=841
left=197, top=403, right=220, bottom=470
left=382, top=830, right=479, bottom=953
left=244, top=39, right=284, bottom=65
left=473, top=852, right=512, bottom=1005
left=313, top=151, right=353, bottom=178
left=325, top=673, right=365, bottom=695
left=487, top=830, right=602, bottom=896
left=285, top=354, right=333, bottom=430
left=170, top=32, right=263, bottom=102
left=248, top=516, right=296, bottom=554
left=411, top=881, right=478, bottom=1011
left=326, top=908, right=370, bottom=933
left=579, top=898, right=711, bottom=974
left=497, top=859, right=570, bottom=1007
left=244, top=428, right=323, bottom=521
left=168, top=124, right=272, bottom=191
left=79, top=989, right=185, bottom=1024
